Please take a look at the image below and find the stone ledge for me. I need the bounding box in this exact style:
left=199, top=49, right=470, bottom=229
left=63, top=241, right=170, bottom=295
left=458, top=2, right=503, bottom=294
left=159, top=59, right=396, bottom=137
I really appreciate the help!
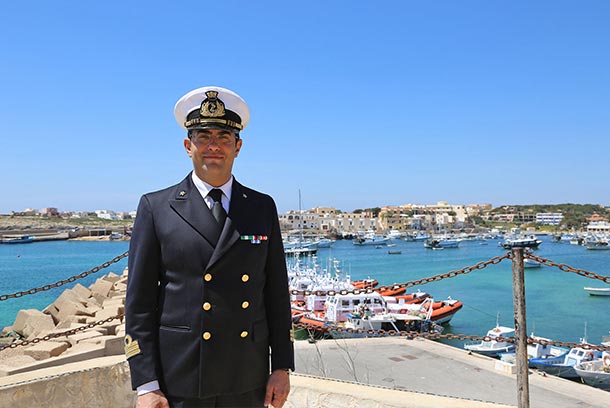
left=0, top=356, right=514, bottom=408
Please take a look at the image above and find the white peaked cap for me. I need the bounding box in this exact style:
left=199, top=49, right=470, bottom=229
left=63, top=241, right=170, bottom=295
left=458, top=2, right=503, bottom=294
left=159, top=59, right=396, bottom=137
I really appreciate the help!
left=173, top=86, right=250, bottom=131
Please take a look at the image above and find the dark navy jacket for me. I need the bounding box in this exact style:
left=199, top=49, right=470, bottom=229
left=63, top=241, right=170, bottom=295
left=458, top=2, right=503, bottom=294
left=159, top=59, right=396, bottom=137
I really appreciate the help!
left=125, top=174, right=294, bottom=398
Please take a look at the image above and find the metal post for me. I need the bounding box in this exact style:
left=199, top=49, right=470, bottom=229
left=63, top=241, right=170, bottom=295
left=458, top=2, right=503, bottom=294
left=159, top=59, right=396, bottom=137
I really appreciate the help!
left=511, top=247, right=530, bottom=408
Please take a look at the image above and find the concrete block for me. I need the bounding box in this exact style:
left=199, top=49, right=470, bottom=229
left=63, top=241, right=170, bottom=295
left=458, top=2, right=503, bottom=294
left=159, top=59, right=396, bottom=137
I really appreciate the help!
left=0, top=326, right=14, bottom=336
left=113, top=282, right=128, bottom=292
left=90, top=278, right=113, bottom=298
left=98, top=322, right=122, bottom=336
left=84, top=303, right=103, bottom=315
left=54, top=289, right=88, bottom=307
left=12, top=310, right=55, bottom=338
left=102, top=298, right=125, bottom=308
left=0, top=345, right=106, bottom=376
left=0, top=355, right=37, bottom=376
left=55, top=316, right=83, bottom=329
left=23, top=342, right=70, bottom=360
left=90, top=292, right=106, bottom=305
left=56, top=299, right=95, bottom=323
left=494, top=360, right=516, bottom=375
left=65, top=331, right=104, bottom=347
left=81, top=335, right=124, bottom=356
left=103, top=272, right=121, bottom=283
left=71, top=283, right=92, bottom=299
left=115, top=324, right=126, bottom=338
left=42, top=304, right=60, bottom=324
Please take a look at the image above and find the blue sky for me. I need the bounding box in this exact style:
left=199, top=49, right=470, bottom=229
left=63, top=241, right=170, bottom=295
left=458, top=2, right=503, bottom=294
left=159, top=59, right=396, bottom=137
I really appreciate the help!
left=1, top=1, right=608, bottom=214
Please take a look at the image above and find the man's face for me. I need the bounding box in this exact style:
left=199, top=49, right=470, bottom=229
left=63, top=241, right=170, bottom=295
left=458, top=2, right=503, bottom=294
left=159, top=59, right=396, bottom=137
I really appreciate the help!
left=184, top=128, right=242, bottom=186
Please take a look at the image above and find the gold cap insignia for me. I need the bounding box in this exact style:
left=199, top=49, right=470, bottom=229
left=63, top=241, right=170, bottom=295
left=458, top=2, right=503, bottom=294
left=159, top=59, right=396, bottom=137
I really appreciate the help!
left=200, top=90, right=226, bottom=118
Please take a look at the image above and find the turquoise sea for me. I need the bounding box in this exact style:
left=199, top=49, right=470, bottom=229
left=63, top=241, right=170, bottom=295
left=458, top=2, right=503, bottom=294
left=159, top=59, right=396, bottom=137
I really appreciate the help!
left=1, top=237, right=609, bottom=348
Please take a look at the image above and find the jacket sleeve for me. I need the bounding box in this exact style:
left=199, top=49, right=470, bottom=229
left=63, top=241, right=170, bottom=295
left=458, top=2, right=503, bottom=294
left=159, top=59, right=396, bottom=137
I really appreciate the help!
left=125, top=195, right=162, bottom=389
left=263, top=198, right=295, bottom=371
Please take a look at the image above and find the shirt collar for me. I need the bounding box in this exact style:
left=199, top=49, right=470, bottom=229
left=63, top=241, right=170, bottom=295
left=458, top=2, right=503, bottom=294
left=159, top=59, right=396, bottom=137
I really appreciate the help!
left=191, top=172, right=233, bottom=202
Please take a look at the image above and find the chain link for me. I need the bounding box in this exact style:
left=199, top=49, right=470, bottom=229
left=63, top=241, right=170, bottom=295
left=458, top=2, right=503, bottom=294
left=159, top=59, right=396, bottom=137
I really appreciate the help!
left=0, top=314, right=125, bottom=352
left=0, top=251, right=128, bottom=301
left=294, top=322, right=610, bottom=351
left=290, top=253, right=512, bottom=296
left=524, top=252, right=610, bottom=284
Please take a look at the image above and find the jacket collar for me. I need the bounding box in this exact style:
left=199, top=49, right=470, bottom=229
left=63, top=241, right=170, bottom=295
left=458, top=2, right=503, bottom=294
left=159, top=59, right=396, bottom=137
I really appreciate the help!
left=169, top=173, right=243, bottom=269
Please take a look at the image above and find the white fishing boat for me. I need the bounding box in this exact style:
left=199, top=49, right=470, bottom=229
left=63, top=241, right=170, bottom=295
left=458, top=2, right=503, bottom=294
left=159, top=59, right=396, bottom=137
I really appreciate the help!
left=500, top=235, right=542, bottom=249
left=424, top=238, right=461, bottom=249
left=583, top=287, right=610, bottom=296
left=574, top=356, right=610, bottom=391
left=574, top=336, right=610, bottom=391
left=500, top=334, right=568, bottom=365
left=584, top=237, right=610, bottom=250
left=352, top=231, right=390, bottom=246
left=464, top=325, right=515, bottom=357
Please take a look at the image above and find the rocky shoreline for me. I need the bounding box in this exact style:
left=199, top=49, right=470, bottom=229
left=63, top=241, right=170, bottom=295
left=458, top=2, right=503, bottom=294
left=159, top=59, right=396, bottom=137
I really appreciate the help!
left=0, top=269, right=128, bottom=376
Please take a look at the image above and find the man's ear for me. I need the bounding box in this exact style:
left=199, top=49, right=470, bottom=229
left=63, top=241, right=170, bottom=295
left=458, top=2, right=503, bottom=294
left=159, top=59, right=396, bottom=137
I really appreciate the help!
left=184, top=138, right=193, bottom=157
left=234, top=138, right=243, bottom=157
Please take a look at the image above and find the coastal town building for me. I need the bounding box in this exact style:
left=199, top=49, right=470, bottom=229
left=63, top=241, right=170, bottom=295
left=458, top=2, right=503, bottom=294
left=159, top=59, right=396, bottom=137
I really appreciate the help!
left=95, top=210, right=120, bottom=221
left=40, top=207, right=59, bottom=217
left=535, top=212, right=564, bottom=225
left=586, top=220, right=610, bottom=233
left=279, top=201, right=489, bottom=235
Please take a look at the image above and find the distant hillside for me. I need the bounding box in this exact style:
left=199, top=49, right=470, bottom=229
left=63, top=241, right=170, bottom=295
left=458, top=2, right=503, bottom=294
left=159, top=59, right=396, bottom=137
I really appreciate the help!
left=490, top=204, right=610, bottom=228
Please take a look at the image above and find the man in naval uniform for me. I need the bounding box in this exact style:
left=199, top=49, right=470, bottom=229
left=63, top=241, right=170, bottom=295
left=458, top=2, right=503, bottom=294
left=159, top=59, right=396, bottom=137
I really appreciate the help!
left=125, top=86, right=294, bottom=408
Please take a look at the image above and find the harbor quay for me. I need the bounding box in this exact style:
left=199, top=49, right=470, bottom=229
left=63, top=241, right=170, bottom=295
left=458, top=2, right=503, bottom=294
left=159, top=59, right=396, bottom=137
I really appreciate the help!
left=0, top=271, right=609, bottom=406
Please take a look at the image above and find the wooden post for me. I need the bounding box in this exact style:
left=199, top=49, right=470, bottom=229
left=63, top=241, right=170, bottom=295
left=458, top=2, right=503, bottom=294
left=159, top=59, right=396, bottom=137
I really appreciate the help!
left=511, top=247, right=530, bottom=408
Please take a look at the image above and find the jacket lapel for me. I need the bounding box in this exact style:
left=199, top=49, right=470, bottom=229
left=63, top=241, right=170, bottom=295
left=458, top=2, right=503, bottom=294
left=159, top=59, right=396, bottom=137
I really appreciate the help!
left=207, top=179, right=244, bottom=269
left=169, top=174, right=222, bottom=248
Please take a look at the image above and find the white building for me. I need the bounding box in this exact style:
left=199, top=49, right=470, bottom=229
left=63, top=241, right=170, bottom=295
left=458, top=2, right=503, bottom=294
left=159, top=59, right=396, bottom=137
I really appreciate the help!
left=95, top=210, right=120, bottom=220
left=536, top=213, right=564, bottom=225
left=587, top=220, right=610, bottom=233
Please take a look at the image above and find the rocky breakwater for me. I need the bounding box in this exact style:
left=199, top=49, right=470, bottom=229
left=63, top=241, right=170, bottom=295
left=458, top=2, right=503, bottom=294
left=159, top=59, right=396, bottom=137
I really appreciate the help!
left=0, top=270, right=127, bottom=377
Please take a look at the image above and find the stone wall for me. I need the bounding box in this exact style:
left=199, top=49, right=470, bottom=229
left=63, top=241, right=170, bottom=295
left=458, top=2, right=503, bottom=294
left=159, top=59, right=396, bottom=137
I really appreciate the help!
left=0, top=356, right=512, bottom=408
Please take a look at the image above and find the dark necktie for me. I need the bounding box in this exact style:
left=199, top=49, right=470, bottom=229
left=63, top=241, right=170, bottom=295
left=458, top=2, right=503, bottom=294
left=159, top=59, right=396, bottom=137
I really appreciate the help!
left=208, top=188, right=227, bottom=228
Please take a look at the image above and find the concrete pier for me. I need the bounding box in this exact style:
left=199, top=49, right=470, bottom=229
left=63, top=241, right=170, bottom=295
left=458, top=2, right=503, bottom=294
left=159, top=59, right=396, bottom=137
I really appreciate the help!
left=0, top=337, right=609, bottom=407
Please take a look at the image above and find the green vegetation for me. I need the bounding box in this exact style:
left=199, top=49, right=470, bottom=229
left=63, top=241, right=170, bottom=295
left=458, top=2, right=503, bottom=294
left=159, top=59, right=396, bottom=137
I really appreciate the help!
left=490, top=204, right=610, bottom=229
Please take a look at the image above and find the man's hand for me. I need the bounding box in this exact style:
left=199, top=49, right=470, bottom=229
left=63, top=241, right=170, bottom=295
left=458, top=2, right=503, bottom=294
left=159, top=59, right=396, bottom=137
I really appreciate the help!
left=135, top=390, right=169, bottom=408
left=264, top=369, right=291, bottom=407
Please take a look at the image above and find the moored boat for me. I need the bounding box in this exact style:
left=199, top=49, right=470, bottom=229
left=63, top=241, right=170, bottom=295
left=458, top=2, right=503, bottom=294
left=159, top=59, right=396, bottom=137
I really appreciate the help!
left=529, top=342, right=602, bottom=380
left=574, top=357, right=610, bottom=391
left=464, top=325, right=515, bottom=357
left=0, top=235, right=34, bottom=244
left=500, top=235, right=542, bottom=249
left=584, top=287, right=610, bottom=296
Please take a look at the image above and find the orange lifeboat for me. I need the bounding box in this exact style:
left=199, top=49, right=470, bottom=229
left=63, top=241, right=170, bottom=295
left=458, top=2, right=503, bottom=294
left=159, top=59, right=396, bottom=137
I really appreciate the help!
left=352, top=279, right=379, bottom=289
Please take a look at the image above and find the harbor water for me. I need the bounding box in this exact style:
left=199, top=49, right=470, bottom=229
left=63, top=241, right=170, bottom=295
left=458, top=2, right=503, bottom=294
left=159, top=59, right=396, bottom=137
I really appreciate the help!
left=1, top=236, right=609, bottom=349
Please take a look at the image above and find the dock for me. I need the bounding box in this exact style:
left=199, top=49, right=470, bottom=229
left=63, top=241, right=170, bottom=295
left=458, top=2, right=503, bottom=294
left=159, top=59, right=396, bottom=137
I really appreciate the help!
left=294, top=337, right=610, bottom=408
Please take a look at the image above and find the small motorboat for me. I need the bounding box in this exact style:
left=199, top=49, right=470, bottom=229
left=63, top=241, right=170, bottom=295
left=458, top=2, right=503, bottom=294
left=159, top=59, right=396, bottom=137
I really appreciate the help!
left=575, top=351, right=610, bottom=391
left=464, top=325, right=515, bottom=357
left=584, top=287, right=610, bottom=296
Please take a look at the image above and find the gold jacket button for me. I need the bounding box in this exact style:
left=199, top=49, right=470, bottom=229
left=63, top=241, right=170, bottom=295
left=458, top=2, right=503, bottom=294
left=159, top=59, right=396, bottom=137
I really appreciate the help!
left=204, top=273, right=213, bottom=282
left=240, top=331, right=248, bottom=338
left=203, top=302, right=211, bottom=311
left=241, top=301, right=249, bottom=309
left=241, top=274, right=249, bottom=282
left=202, top=332, right=212, bottom=340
